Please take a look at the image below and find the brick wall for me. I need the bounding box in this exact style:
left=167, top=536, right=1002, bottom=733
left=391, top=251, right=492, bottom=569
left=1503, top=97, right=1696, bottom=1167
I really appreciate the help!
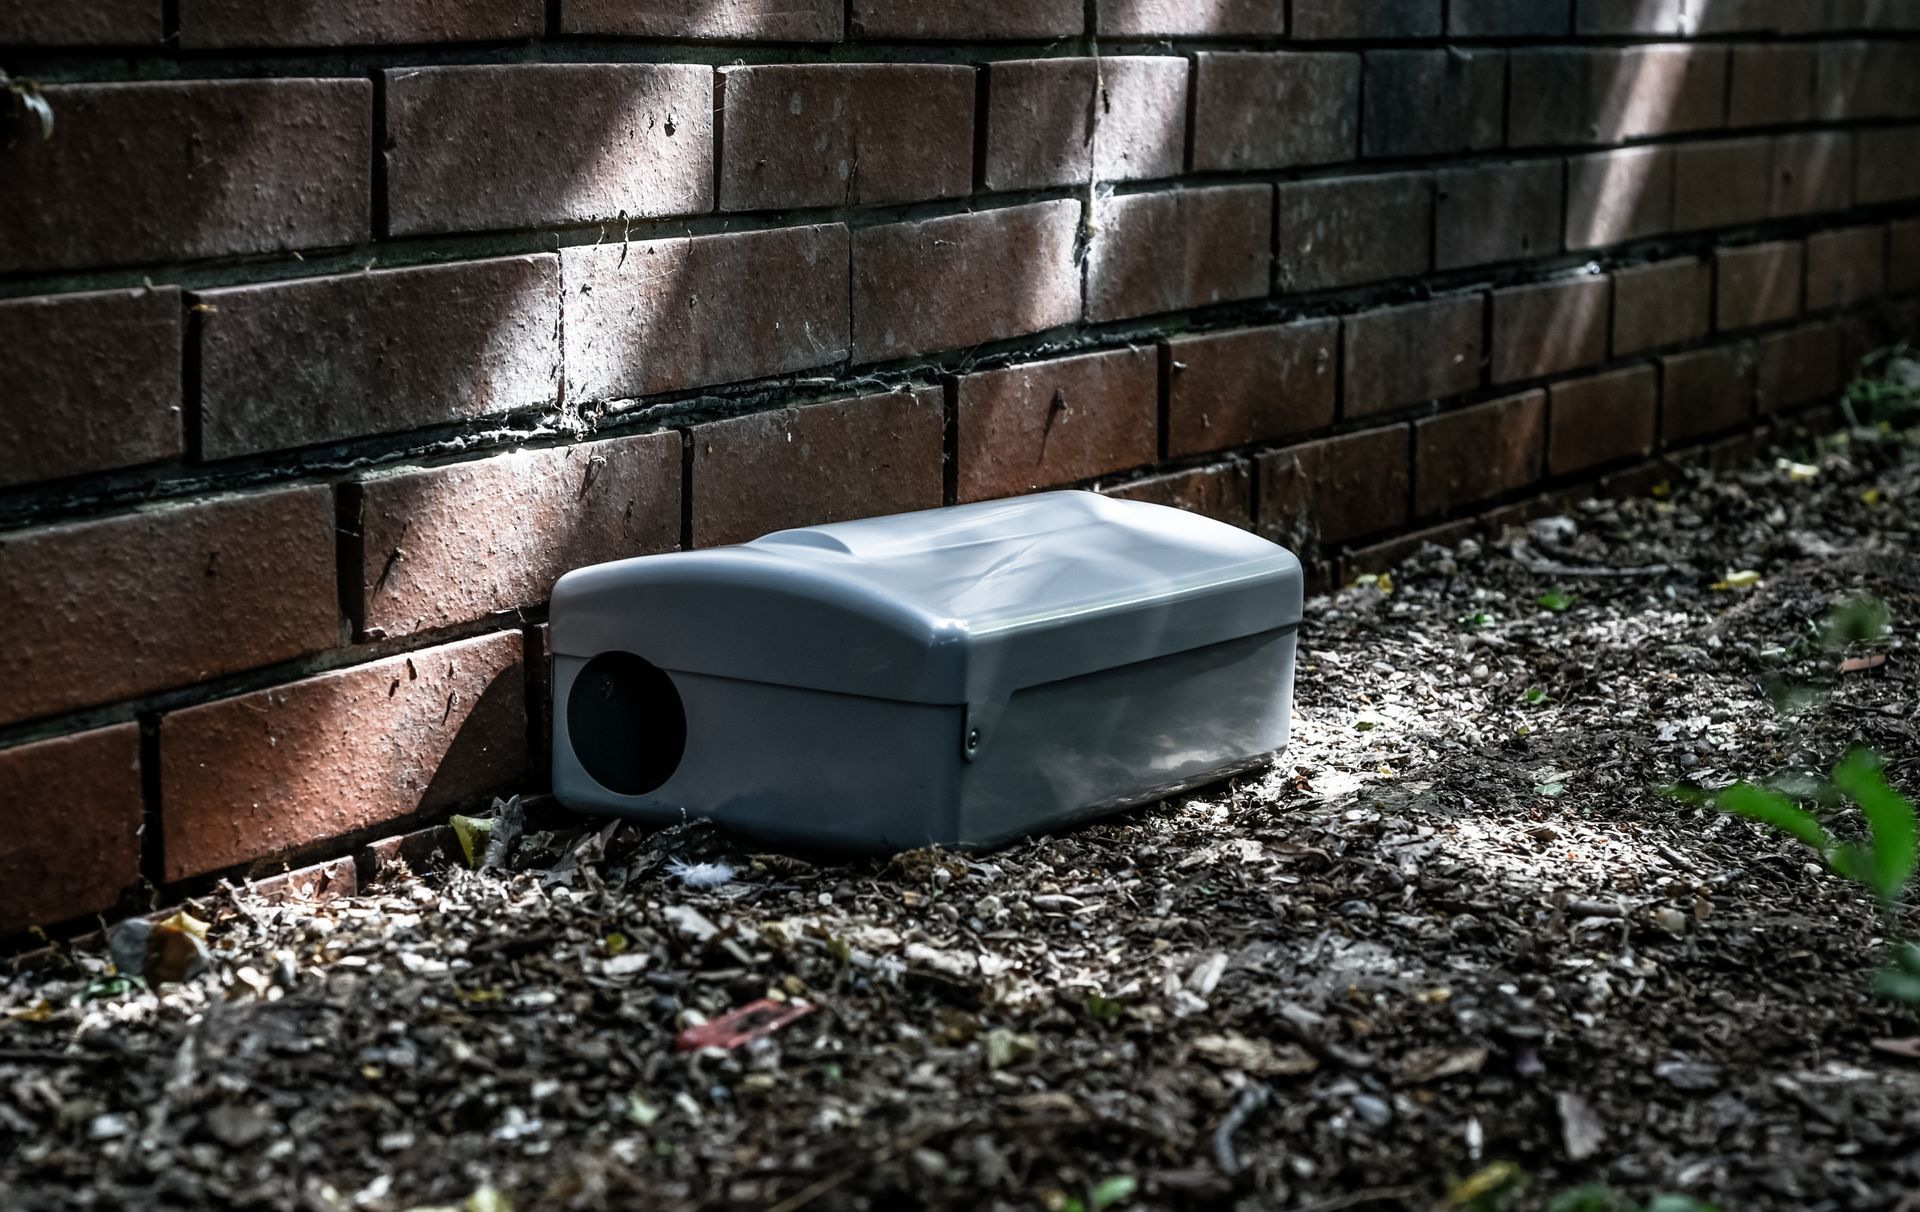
left=5, top=0, right=1920, bottom=938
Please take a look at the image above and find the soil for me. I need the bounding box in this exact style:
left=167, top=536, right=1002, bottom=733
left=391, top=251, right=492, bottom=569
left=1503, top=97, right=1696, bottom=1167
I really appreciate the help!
left=4, top=428, right=1920, bottom=1212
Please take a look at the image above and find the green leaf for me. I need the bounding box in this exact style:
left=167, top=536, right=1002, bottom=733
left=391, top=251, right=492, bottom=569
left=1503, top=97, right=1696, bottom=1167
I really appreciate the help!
left=1830, top=843, right=1880, bottom=893
left=1089, top=1176, right=1137, bottom=1210
left=1523, top=687, right=1550, bottom=706
left=1459, top=612, right=1497, bottom=632
left=1712, top=783, right=1833, bottom=853
left=1832, top=749, right=1918, bottom=904
left=1538, top=590, right=1576, bottom=612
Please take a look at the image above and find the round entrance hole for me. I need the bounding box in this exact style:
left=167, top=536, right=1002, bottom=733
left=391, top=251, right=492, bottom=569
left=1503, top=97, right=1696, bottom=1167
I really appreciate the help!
left=567, top=651, right=687, bottom=796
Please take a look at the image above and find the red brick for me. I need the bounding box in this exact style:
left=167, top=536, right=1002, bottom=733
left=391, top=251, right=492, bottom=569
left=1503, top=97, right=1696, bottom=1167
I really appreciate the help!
left=1661, top=345, right=1755, bottom=443
left=196, top=257, right=559, bottom=459
left=1806, top=226, right=1889, bottom=312
left=1510, top=47, right=1725, bottom=148
left=1612, top=257, right=1712, bottom=356
left=1276, top=173, right=1432, bottom=294
left=1755, top=323, right=1843, bottom=415
left=1817, top=41, right=1920, bottom=121
left=1362, top=50, right=1506, bottom=159
left=954, top=348, right=1158, bottom=503
left=561, top=0, right=842, bottom=38
left=0, top=0, right=160, bottom=43
left=160, top=632, right=527, bottom=880
left=1086, top=186, right=1272, bottom=324
left=1716, top=241, right=1804, bottom=331
left=1292, top=0, right=1440, bottom=38
left=1191, top=53, right=1360, bottom=173
left=181, top=0, right=540, bottom=45
left=1435, top=162, right=1564, bottom=271
left=1256, top=426, right=1411, bottom=548
left=1096, top=0, right=1286, bottom=35
left=1772, top=132, right=1853, bottom=217
left=1341, top=517, right=1480, bottom=582
left=1413, top=392, right=1547, bottom=517
left=564, top=224, right=849, bottom=403
left=1566, top=147, right=1675, bottom=251
left=1343, top=296, right=1485, bottom=419
left=1102, top=462, right=1254, bottom=528
left=849, top=0, right=1081, bottom=37
left=0, top=287, right=181, bottom=488
left=982, top=57, right=1188, bottom=191
left=851, top=201, right=1080, bottom=363
left=1728, top=44, right=1817, bottom=127
left=1547, top=365, right=1657, bottom=475
left=0, top=725, right=143, bottom=936
left=0, top=487, right=338, bottom=727
left=1450, top=0, right=1570, bottom=35
left=0, top=80, right=369, bottom=274
left=1165, top=320, right=1338, bottom=457
left=1856, top=128, right=1920, bottom=205
left=720, top=65, right=973, bottom=211
left=385, top=65, right=711, bottom=237
left=1891, top=219, right=1920, bottom=293
left=348, top=433, right=681, bottom=639
left=1492, top=276, right=1612, bottom=384
left=689, top=388, right=945, bottom=547
left=1692, top=0, right=1814, bottom=33
left=1673, top=138, right=1774, bottom=233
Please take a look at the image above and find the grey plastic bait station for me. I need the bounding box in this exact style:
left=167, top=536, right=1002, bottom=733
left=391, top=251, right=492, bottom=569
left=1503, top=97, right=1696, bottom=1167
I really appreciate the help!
left=548, top=490, right=1303, bottom=851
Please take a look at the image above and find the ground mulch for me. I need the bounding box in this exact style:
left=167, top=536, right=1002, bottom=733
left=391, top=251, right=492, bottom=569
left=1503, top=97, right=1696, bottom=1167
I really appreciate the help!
left=4, top=427, right=1920, bottom=1212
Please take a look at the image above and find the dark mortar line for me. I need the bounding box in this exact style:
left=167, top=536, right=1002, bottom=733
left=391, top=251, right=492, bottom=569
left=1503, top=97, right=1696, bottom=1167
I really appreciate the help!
left=677, top=429, right=696, bottom=551
left=941, top=377, right=960, bottom=507
left=180, top=293, right=204, bottom=464
left=370, top=68, right=391, bottom=240
left=135, top=713, right=167, bottom=912
left=335, top=481, right=368, bottom=642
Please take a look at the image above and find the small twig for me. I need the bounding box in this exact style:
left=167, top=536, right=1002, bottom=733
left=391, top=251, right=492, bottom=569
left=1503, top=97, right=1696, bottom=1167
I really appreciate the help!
left=1296, top=1184, right=1426, bottom=1212
left=1211, top=1083, right=1271, bottom=1176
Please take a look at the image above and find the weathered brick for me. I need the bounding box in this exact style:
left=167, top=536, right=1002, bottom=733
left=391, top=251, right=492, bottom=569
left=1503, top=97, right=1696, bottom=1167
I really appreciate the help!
left=1891, top=219, right=1920, bottom=293
left=181, top=0, right=540, bottom=45
left=1772, top=132, right=1853, bottom=217
left=1661, top=345, right=1755, bottom=443
left=1576, top=0, right=1689, bottom=32
left=1292, top=0, right=1440, bottom=38
left=1755, top=323, right=1843, bottom=415
left=1716, top=240, right=1804, bottom=331
left=1691, top=0, right=1813, bottom=33
left=690, top=389, right=944, bottom=547
left=1449, top=0, right=1571, bottom=35
left=954, top=349, right=1158, bottom=503
left=1086, top=186, right=1272, bottom=324
left=1191, top=53, right=1360, bottom=173
left=0, top=80, right=369, bottom=274
left=349, top=433, right=681, bottom=639
left=1728, top=44, right=1817, bottom=127
left=1343, top=296, right=1485, bottom=419
left=1547, top=365, right=1657, bottom=475
left=1856, top=127, right=1920, bottom=205
left=0, top=0, right=160, bottom=44
left=385, top=65, right=711, bottom=237
left=1276, top=173, right=1432, bottom=294
left=196, top=257, right=559, bottom=459
left=0, top=287, right=181, bottom=489
left=1806, top=226, right=1889, bottom=311
left=1096, top=0, right=1286, bottom=35
left=720, top=65, right=972, bottom=211
left=564, top=224, right=849, bottom=403
left=1831, top=0, right=1920, bottom=30
left=1492, top=276, right=1612, bottom=384
left=851, top=201, right=1080, bottom=363
left=1165, top=320, right=1337, bottom=458
left=849, top=0, right=1081, bottom=37
left=1612, top=257, right=1712, bottom=356
left=1566, top=147, right=1675, bottom=250
left=1102, top=463, right=1255, bottom=528
left=561, top=0, right=842, bottom=39
left=1362, top=50, right=1506, bottom=159
left=1413, top=393, right=1547, bottom=517
left=0, top=487, right=338, bottom=727
left=1509, top=47, right=1725, bottom=147
left=0, top=725, right=143, bottom=936
left=1435, top=162, right=1564, bottom=271
left=1673, top=138, right=1774, bottom=233
left=1257, top=427, right=1411, bottom=548
left=1817, top=41, right=1920, bottom=121
left=982, top=57, right=1188, bottom=191
left=160, top=632, right=527, bottom=880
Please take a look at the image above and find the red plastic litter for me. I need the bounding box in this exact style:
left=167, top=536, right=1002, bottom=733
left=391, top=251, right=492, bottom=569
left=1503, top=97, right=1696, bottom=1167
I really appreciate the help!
left=675, top=999, right=815, bottom=1052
